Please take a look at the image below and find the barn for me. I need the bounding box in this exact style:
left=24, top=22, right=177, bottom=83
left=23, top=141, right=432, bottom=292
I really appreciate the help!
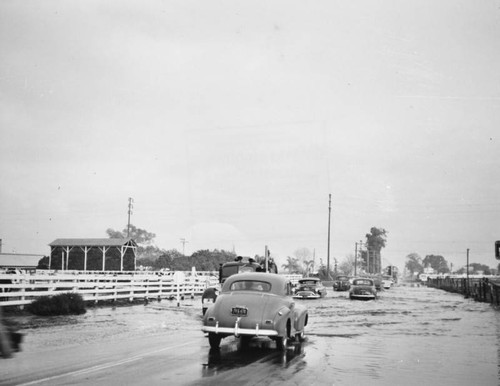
left=0, top=253, right=45, bottom=272
left=48, top=238, right=137, bottom=271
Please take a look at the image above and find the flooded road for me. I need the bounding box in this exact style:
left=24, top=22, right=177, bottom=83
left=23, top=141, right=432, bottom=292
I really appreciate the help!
left=1, top=284, right=499, bottom=385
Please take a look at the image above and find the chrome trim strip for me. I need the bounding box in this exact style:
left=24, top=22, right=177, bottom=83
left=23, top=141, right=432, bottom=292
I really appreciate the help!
left=202, top=326, right=278, bottom=336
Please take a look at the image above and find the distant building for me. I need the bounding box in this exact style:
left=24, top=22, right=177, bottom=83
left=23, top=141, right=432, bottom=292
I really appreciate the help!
left=48, top=238, right=137, bottom=271
left=0, top=253, right=45, bottom=271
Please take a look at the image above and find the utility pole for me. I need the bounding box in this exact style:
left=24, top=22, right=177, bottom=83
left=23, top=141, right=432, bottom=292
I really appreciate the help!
left=180, top=238, right=188, bottom=256
left=367, top=247, right=370, bottom=274
left=327, top=194, right=331, bottom=280
left=354, top=242, right=358, bottom=276
left=127, top=197, right=134, bottom=237
left=466, top=248, right=470, bottom=297
left=265, top=245, right=269, bottom=272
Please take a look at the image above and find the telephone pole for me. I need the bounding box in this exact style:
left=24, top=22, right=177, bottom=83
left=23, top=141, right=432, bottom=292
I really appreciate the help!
left=127, top=197, right=134, bottom=237
left=466, top=248, right=470, bottom=297
left=327, top=194, right=332, bottom=280
left=354, top=241, right=358, bottom=276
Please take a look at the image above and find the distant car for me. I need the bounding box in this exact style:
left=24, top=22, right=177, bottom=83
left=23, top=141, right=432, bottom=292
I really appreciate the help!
left=333, top=275, right=351, bottom=291
left=349, top=278, right=377, bottom=300
left=202, top=272, right=308, bottom=350
left=381, top=276, right=394, bottom=290
left=292, top=277, right=327, bottom=299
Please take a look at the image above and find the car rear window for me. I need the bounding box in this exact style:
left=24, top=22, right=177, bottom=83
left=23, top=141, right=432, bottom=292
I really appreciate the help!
left=230, top=280, right=271, bottom=292
left=354, top=279, right=373, bottom=285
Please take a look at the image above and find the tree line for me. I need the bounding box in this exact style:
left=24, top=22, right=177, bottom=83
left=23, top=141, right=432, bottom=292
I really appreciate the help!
left=404, top=252, right=494, bottom=278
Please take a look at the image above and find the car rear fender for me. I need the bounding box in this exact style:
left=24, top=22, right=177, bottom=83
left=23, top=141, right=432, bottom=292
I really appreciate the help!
left=293, top=305, right=308, bottom=331
left=273, top=306, right=292, bottom=336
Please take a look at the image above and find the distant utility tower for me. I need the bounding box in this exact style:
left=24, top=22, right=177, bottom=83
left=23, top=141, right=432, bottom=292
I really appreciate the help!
left=180, top=238, right=188, bottom=255
left=127, top=197, right=134, bottom=237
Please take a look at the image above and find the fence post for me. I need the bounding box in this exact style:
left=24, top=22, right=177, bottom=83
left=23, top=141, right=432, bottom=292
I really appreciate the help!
left=129, top=276, right=134, bottom=302
left=158, top=277, right=162, bottom=302
left=173, top=272, right=185, bottom=307
left=0, top=307, right=12, bottom=358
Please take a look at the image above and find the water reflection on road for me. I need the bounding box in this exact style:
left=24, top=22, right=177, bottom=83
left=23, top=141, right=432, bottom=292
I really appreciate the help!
left=202, top=337, right=305, bottom=373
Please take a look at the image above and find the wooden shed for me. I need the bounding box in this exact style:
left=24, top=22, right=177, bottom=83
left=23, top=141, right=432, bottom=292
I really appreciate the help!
left=0, top=253, right=45, bottom=271
left=48, top=238, right=137, bottom=272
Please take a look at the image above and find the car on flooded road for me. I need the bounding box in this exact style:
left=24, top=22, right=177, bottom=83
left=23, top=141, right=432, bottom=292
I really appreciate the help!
left=292, top=277, right=327, bottom=299
left=349, top=278, right=377, bottom=300
left=332, top=275, right=351, bottom=291
left=201, top=258, right=264, bottom=315
left=381, top=275, right=394, bottom=289
left=201, top=272, right=308, bottom=350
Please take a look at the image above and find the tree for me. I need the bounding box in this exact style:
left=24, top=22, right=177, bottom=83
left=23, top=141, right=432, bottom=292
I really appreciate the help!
left=282, top=256, right=301, bottom=274
left=303, top=259, right=315, bottom=276
left=294, top=248, right=312, bottom=261
left=365, top=227, right=387, bottom=273
left=293, top=247, right=313, bottom=275
left=422, top=255, right=450, bottom=274
left=36, top=256, right=50, bottom=269
left=457, top=263, right=491, bottom=275
left=106, top=224, right=164, bottom=260
left=106, top=224, right=156, bottom=245
left=405, top=253, right=423, bottom=278
left=366, top=227, right=387, bottom=250
left=158, top=249, right=236, bottom=271
left=338, top=254, right=355, bottom=276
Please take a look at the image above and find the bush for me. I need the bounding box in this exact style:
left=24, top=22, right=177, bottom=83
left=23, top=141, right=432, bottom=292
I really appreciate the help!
left=27, top=293, right=86, bottom=316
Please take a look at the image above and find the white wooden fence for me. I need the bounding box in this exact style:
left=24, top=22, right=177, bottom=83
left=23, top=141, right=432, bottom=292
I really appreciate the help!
left=0, top=270, right=218, bottom=308
left=0, top=270, right=303, bottom=308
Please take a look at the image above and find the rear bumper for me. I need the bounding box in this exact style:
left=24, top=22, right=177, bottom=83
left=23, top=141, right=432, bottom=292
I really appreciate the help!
left=202, top=322, right=278, bottom=337
left=293, top=291, right=321, bottom=299
left=350, top=293, right=375, bottom=299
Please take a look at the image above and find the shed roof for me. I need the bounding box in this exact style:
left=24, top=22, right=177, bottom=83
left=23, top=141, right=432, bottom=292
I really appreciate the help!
left=0, top=253, right=44, bottom=268
left=49, top=238, right=136, bottom=247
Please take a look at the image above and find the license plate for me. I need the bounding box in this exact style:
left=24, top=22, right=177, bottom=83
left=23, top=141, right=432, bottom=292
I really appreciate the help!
left=231, top=307, right=248, bottom=316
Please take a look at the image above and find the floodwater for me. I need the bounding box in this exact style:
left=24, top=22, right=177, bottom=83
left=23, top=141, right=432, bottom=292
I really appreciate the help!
left=305, top=285, right=500, bottom=385
left=4, top=284, right=500, bottom=385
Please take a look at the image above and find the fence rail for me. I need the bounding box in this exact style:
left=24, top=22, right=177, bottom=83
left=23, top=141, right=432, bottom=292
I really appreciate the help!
left=426, top=276, right=500, bottom=305
left=0, top=270, right=304, bottom=308
left=0, top=271, right=218, bottom=308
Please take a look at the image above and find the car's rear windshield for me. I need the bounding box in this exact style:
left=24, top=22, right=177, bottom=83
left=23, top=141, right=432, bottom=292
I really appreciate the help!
left=353, top=279, right=373, bottom=285
left=222, top=266, right=240, bottom=277
left=299, top=280, right=318, bottom=285
left=230, top=280, right=271, bottom=292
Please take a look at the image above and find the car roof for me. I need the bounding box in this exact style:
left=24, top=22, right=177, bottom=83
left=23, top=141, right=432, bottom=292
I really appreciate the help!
left=299, top=277, right=320, bottom=282
left=222, top=272, right=288, bottom=293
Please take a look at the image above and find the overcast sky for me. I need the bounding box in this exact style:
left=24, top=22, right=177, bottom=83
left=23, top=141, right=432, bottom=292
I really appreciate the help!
left=1, top=0, right=499, bottom=272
